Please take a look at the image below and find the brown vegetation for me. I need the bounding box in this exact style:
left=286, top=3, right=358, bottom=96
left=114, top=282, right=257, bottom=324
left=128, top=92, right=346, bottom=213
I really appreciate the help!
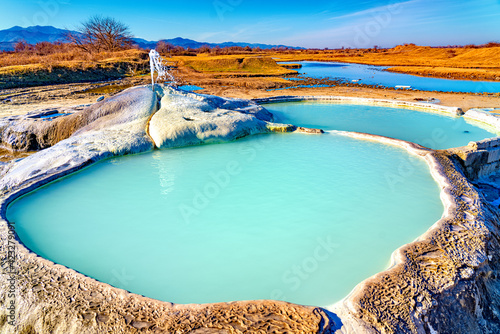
left=65, top=16, right=134, bottom=53
left=272, top=43, right=500, bottom=81
left=1, top=41, right=499, bottom=89
left=0, top=45, right=149, bottom=88
left=178, top=55, right=295, bottom=76
left=386, top=66, right=500, bottom=81
left=1, top=42, right=146, bottom=67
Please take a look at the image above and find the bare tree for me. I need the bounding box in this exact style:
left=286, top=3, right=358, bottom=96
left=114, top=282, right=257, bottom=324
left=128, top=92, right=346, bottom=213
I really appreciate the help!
left=14, top=40, right=32, bottom=53
left=156, top=41, right=174, bottom=54
left=197, top=44, right=211, bottom=54
left=66, top=16, right=133, bottom=53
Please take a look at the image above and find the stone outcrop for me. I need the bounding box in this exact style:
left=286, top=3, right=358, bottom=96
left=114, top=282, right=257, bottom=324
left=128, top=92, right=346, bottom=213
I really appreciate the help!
left=446, top=109, right=500, bottom=180
left=265, top=122, right=324, bottom=134
left=148, top=86, right=273, bottom=149
left=0, top=86, right=157, bottom=193
left=0, top=87, right=157, bottom=152
left=448, top=138, right=500, bottom=180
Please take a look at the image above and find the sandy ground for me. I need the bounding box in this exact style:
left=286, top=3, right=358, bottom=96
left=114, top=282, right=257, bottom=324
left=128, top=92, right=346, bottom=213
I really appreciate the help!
left=0, top=77, right=146, bottom=117
left=0, top=74, right=499, bottom=118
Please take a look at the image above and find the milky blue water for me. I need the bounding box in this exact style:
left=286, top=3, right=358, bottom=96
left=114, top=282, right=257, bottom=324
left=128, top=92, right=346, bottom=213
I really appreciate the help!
left=178, top=85, right=204, bottom=92
left=267, top=84, right=333, bottom=91
left=8, top=132, right=443, bottom=307
left=266, top=102, right=497, bottom=149
left=281, top=61, right=500, bottom=93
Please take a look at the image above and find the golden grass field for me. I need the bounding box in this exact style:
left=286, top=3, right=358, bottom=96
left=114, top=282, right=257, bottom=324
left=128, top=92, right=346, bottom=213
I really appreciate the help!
left=169, top=44, right=500, bottom=80
left=176, top=54, right=295, bottom=76
left=268, top=44, right=500, bottom=81
left=1, top=44, right=499, bottom=89
left=0, top=49, right=149, bottom=88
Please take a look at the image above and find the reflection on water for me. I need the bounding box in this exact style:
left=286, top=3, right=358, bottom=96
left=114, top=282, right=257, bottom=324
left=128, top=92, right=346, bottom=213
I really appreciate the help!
left=152, top=151, right=176, bottom=196
left=281, top=61, right=500, bottom=93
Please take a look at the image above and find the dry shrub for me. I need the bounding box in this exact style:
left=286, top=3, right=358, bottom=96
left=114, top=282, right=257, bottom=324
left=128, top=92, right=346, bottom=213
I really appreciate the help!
left=0, top=42, right=146, bottom=68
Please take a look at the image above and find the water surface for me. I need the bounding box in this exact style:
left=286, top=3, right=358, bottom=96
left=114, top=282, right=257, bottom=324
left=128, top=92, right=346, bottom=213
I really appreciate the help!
left=178, top=85, right=204, bottom=92
left=8, top=133, right=443, bottom=306
left=266, top=102, right=497, bottom=149
left=281, top=61, right=500, bottom=93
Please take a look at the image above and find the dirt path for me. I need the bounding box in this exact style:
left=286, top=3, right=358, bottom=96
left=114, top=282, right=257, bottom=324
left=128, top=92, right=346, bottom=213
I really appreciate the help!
left=0, top=76, right=149, bottom=117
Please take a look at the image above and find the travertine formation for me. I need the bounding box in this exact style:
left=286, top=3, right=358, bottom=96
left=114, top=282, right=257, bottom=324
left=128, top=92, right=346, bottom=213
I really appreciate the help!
left=149, top=86, right=272, bottom=149
left=448, top=137, right=500, bottom=180
left=253, top=95, right=464, bottom=116
left=1, top=88, right=500, bottom=333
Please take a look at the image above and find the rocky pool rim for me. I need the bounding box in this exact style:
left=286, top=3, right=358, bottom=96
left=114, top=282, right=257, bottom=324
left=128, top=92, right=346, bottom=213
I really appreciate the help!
left=1, top=89, right=497, bottom=333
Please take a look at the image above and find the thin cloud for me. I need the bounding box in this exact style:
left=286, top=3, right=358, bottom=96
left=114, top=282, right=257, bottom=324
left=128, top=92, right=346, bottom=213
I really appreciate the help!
left=328, top=0, right=420, bottom=21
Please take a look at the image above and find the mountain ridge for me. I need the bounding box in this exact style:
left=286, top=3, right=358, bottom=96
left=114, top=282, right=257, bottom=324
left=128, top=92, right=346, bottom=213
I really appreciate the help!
left=0, top=25, right=303, bottom=51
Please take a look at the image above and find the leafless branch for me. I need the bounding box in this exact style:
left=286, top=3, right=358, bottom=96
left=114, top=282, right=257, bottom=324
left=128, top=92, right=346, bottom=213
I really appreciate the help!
left=65, top=16, right=133, bottom=53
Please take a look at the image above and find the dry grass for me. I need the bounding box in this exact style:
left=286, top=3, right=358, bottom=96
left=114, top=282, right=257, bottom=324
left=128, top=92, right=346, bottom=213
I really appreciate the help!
left=2, top=43, right=499, bottom=89
left=173, top=54, right=295, bottom=76
left=0, top=48, right=150, bottom=88
left=271, top=44, right=500, bottom=81
left=0, top=45, right=148, bottom=67
left=168, top=44, right=500, bottom=81
left=273, top=44, right=500, bottom=68
left=387, top=66, right=500, bottom=81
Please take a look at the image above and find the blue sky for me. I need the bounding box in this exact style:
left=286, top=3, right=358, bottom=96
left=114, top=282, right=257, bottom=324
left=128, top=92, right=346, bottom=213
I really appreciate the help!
left=1, top=0, right=499, bottom=48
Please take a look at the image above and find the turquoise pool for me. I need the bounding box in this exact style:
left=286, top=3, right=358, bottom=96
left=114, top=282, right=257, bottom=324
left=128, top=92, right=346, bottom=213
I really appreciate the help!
left=8, top=132, right=443, bottom=307
left=266, top=102, right=497, bottom=149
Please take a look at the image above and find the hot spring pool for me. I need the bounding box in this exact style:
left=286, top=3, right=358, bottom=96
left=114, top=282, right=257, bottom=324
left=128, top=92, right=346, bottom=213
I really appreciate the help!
left=8, top=131, right=443, bottom=307
left=266, top=102, right=498, bottom=150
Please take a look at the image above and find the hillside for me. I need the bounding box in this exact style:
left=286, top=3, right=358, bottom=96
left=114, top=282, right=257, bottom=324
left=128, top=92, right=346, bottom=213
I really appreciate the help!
left=0, top=25, right=303, bottom=51
left=274, top=44, right=500, bottom=81
left=0, top=26, right=76, bottom=51
left=0, top=49, right=150, bottom=89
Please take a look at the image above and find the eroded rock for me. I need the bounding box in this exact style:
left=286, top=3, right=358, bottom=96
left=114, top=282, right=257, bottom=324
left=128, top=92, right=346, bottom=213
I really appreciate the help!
left=148, top=86, right=272, bottom=149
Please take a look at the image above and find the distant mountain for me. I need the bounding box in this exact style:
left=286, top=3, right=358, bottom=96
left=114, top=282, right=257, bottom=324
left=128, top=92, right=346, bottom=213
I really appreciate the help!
left=0, top=26, right=77, bottom=51
left=133, top=36, right=302, bottom=50
left=0, top=25, right=303, bottom=51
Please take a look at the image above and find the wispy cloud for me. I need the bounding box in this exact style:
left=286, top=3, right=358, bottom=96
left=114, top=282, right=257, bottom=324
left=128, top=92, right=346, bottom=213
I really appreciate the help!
left=283, top=0, right=500, bottom=48
left=328, top=0, right=420, bottom=21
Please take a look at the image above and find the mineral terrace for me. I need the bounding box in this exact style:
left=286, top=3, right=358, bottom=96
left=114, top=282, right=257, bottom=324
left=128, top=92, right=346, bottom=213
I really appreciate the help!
left=1, top=85, right=500, bottom=333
